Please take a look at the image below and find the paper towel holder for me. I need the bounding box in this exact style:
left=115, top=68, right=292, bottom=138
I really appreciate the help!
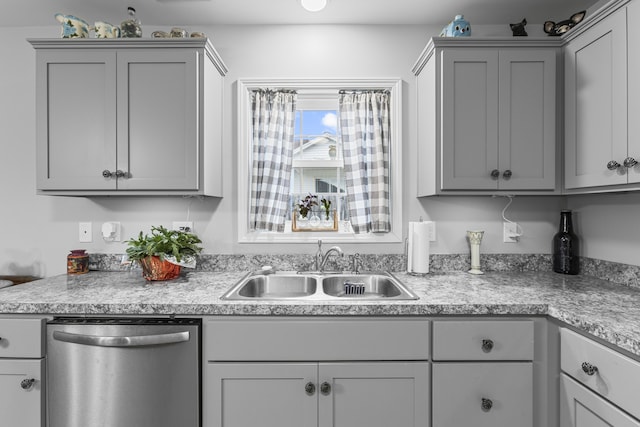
left=406, top=220, right=431, bottom=275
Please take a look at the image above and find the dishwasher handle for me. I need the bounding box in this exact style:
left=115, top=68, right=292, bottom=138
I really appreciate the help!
left=52, top=330, right=190, bottom=347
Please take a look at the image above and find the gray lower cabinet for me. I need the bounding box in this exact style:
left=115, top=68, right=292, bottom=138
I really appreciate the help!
left=431, top=319, right=536, bottom=427
left=432, top=363, right=533, bottom=427
left=0, top=318, right=46, bottom=427
left=412, top=38, right=560, bottom=196
left=560, top=375, right=640, bottom=427
left=564, top=1, right=640, bottom=192
left=207, top=362, right=429, bottom=427
left=560, top=328, right=640, bottom=426
left=203, top=317, right=431, bottom=427
left=29, top=38, right=227, bottom=196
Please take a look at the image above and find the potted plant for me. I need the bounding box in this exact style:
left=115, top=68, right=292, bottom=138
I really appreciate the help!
left=125, top=225, right=203, bottom=281
left=320, top=197, right=332, bottom=221
left=295, top=193, right=318, bottom=220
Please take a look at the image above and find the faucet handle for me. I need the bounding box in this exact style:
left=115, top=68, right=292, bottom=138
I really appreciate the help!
left=352, top=253, right=361, bottom=274
left=317, top=239, right=322, bottom=249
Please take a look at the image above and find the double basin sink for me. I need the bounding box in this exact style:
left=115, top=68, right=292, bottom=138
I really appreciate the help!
left=221, top=271, right=418, bottom=301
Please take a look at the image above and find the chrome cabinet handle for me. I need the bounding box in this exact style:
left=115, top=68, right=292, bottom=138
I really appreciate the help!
left=624, top=157, right=638, bottom=168
left=581, top=362, right=598, bottom=376
left=481, top=398, right=493, bottom=412
left=481, top=339, right=494, bottom=353
left=490, top=169, right=500, bottom=179
left=607, top=161, right=621, bottom=171
left=102, top=170, right=128, bottom=179
left=502, top=170, right=512, bottom=179
left=52, top=330, right=189, bottom=347
left=320, top=381, right=332, bottom=395
left=305, top=382, right=316, bottom=396
left=21, top=378, right=35, bottom=390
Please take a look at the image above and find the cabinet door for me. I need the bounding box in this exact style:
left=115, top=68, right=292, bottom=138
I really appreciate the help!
left=116, top=49, right=199, bottom=190
left=560, top=374, right=640, bottom=427
left=626, top=1, right=640, bottom=185
left=498, top=50, right=556, bottom=190
left=441, top=49, right=499, bottom=190
left=35, top=50, right=117, bottom=190
left=432, top=362, right=532, bottom=427
left=205, top=363, right=317, bottom=427
left=318, top=362, right=429, bottom=427
left=564, top=8, right=628, bottom=189
left=0, top=359, right=44, bottom=427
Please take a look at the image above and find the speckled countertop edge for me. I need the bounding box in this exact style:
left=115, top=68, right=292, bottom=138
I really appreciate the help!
left=0, top=270, right=638, bottom=357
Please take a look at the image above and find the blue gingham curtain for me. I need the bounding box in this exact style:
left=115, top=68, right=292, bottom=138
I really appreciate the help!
left=250, top=90, right=297, bottom=232
left=339, top=91, right=391, bottom=233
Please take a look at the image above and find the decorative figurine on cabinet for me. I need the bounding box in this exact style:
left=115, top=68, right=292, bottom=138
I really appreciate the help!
left=544, top=10, right=586, bottom=36
left=510, top=18, right=528, bottom=36
left=54, top=13, right=90, bottom=38
left=440, top=15, right=471, bottom=37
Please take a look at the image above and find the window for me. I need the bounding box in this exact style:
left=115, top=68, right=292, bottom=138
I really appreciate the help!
left=238, top=79, right=402, bottom=243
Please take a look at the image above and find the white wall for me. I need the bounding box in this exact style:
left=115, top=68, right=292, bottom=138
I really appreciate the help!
left=0, top=23, right=617, bottom=278
left=567, top=193, right=640, bottom=266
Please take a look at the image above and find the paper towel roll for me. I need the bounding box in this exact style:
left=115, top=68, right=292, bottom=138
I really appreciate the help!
left=407, top=221, right=430, bottom=274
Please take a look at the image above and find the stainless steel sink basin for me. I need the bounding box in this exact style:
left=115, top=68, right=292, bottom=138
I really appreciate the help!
left=221, top=271, right=418, bottom=301
left=226, top=274, right=318, bottom=300
left=322, top=274, right=413, bottom=299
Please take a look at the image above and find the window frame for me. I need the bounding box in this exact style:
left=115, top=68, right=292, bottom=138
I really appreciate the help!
left=237, top=78, right=403, bottom=244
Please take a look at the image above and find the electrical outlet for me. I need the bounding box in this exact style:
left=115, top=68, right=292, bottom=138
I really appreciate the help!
left=79, top=222, right=92, bottom=243
left=427, top=221, right=436, bottom=241
left=172, top=221, right=194, bottom=233
left=503, top=222, right=519, bottom=243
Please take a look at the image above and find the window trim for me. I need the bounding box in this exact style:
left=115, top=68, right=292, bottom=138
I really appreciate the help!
left=237, top=78, right=403, bottom=244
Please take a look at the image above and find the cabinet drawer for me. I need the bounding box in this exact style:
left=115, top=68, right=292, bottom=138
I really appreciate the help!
left=432, top=320, right=534, bottom=361
left=432, top=362, right=532, bottom=427
left=0, top=359, right=45, bottom=427
left=561, top=328, right=640, bottom=420
left=205, top=317, right=430, bottom=361
left=0, top=318, right=45, bottom=358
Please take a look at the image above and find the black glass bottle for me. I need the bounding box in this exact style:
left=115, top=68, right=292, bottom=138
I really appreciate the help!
left=552, top=210, right=579, bottom=274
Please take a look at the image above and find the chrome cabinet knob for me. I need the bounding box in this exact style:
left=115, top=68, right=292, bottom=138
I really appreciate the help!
left=320, top=381, right=332, bottom=395
left=305, top=382, right=316, bottom=396
left=624, top=157, right=638, bottom=168
left=502, top=170, right=512, bottom=179
left=481, top=398, right=493, bottom=412
left=581, top=362, right=598, bottom=376
left=20, top=378, right=35, bottom=390
left=481, top=339, right=494, bottom=353
left=490, top=169, right=500, bottom=179
left=102, top=170, right=128, bottom=179
left=607, top=160, right=621, bottom=170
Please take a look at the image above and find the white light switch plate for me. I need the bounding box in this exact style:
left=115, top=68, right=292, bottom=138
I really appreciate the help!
left=79, top=222, right=92, bottom=243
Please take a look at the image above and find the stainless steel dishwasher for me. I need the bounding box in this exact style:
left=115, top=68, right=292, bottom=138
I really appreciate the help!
left=46, top=317, right=200, bottom=427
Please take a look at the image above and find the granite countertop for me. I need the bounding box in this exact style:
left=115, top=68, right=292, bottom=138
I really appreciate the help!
left=0, top=270, right=638, bottom=357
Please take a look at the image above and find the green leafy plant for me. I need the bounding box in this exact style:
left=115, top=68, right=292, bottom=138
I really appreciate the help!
left=295, top=193, right=318, bottom=219
left=125, top=225, right=203, bottom=263
left=321, top=197, right=332, bottom=220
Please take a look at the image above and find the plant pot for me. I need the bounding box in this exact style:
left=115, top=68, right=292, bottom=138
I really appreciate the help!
left=139, top=256, right=181, bottom=281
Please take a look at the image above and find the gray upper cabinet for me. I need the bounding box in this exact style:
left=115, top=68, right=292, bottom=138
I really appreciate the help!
left=413, top=38, right=560, bottom=196
left=29, top=38, right=227, bottom=196
left=564, top=1, right=640, bottom=193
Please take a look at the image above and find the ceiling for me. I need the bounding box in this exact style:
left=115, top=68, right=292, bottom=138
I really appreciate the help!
left=4, top=0, right=599, bottom=27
